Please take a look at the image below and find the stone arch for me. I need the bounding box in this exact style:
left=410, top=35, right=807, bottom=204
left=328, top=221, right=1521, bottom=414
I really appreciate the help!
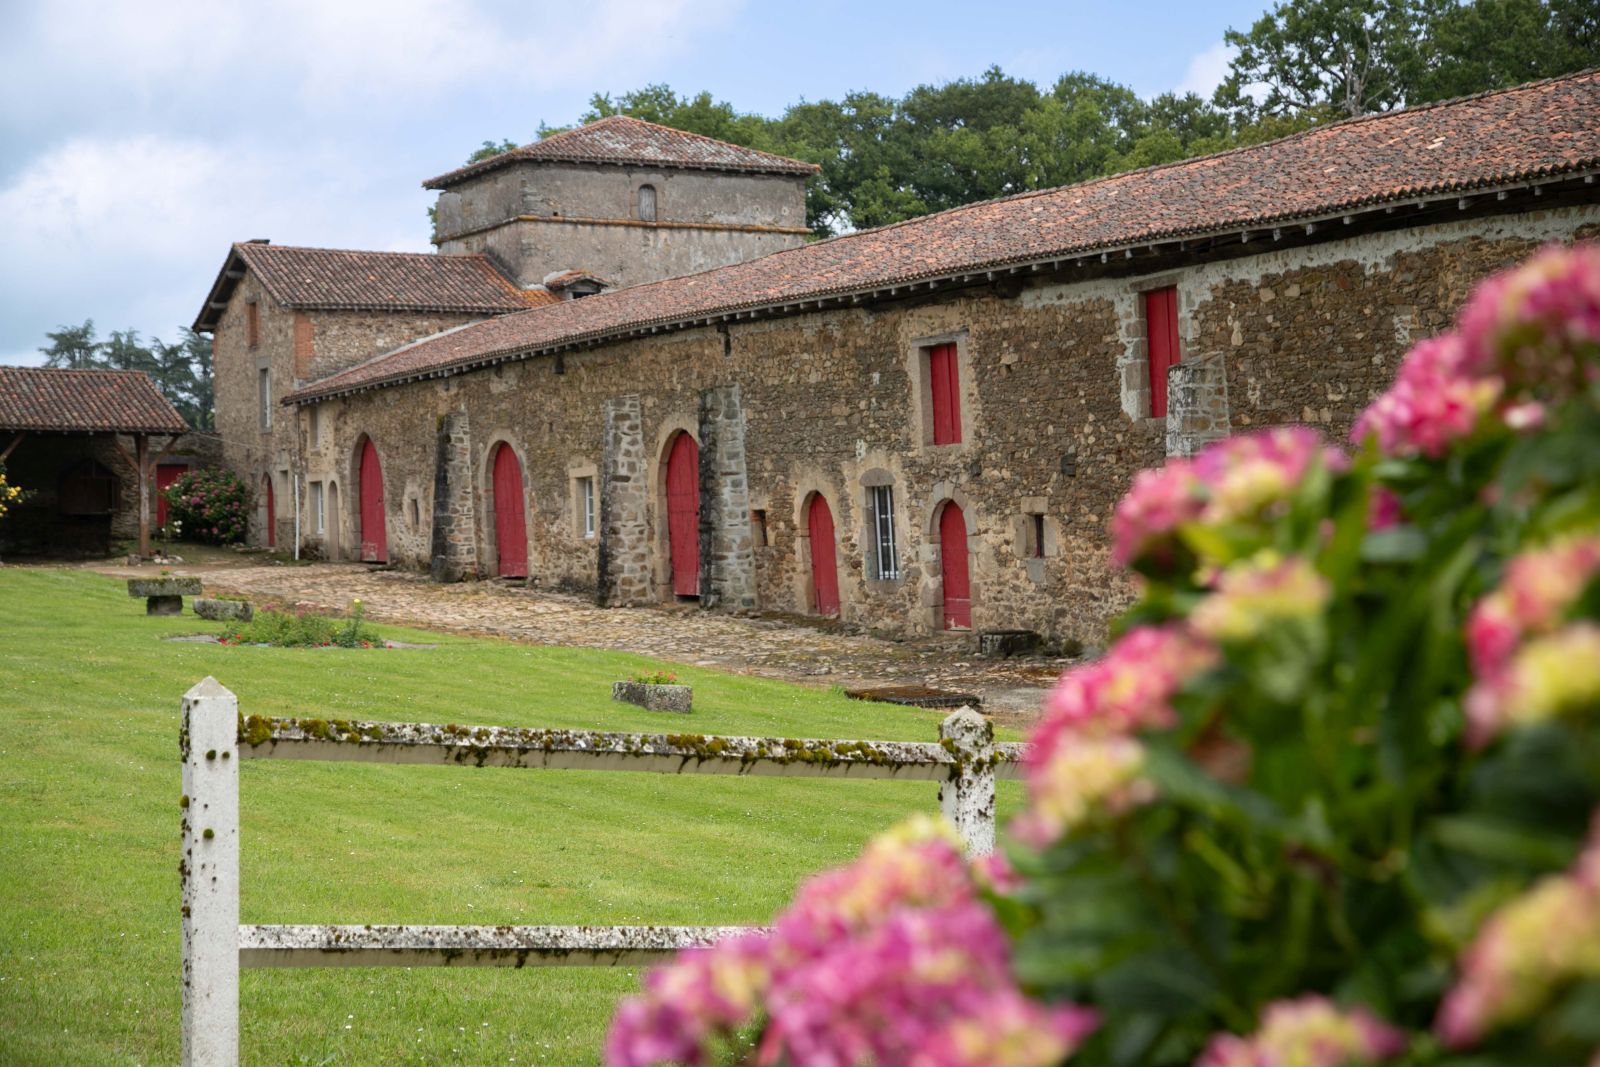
left=791, top=477, right=847, bottom=617
left=927, top=488, right=980, bottom=632
left=348, top=431, right=390, bottom=563
left=476, top=432, right=534, bottom=579
left=650, top=414, right=700, bottom=600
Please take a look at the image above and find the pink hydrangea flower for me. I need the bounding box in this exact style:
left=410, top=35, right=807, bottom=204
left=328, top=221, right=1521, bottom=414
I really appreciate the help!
left=1462, top=533, right=1600, bottom=747
left=606, top=818, right=1093, bottom=1067
left=1111, top=428, right=1346, bottom=568
left=1351, top=335, right=1502, bottom=458
left=1436, top=812, right=1600, bottom=1049
left=1197, top=995, right=1407, bottom=1067
left=1191, top=553, right=1331, bottom=643
left=1011, top=732, right=1153, bottom=848
left=1038, top=623, right=1219, bottom=738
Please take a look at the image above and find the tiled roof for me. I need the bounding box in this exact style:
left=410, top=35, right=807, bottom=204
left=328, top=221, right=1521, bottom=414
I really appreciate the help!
left=423, top=116, right=822, bottom=189
left=290, top=71, right=1600, bottom=404
left=0, top=367, right=190, bottom=434
left=192, top=243, right=535, bottom=331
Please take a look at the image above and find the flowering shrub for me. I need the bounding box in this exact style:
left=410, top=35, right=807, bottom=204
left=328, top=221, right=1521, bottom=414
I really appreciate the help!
left=631, top=670, right=682, bottom=686
left=0, top=462, right=28, bottom=521
left=162, top=467, right=249, bottom=544
left=218, top=600, right=379, bottom=648
left=608, top=242, right=1600, bottom=1067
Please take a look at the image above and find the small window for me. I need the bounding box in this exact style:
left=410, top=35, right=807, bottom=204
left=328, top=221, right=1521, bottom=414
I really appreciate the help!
left=927, top=342, right=961, bottom=445
left=310, top=482, right=325, bottom=534
left=308, top=406, right=320, bottom=448
left=258, top=368, right=271, bottom=430
left=408, top=498, right=420, bottom=527
left=246, top=301, right=260, bottom=348
left=868, top=485, right=899, bottom=581
left=577, top=476, right=596, bottom=539
left=1144, top=286, right=1181, bottom=418
left=1030, top=513, right=1046, bottom=559
left=637, top=184, right=657, bottom=222
left=751, top=509, right=768, bottom=547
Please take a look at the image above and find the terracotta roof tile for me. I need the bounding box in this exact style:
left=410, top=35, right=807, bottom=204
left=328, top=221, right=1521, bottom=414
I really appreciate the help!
left=193, top=244, right=535, bottom=331
left=290, top=71, right=1600, bottom=404
left=424, top=116, right=821, bottom=189
left=0, top=367, right=189, bottom=434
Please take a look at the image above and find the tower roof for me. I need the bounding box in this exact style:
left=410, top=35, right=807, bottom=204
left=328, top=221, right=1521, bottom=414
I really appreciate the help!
left=423, top=116, right=821, bottom=190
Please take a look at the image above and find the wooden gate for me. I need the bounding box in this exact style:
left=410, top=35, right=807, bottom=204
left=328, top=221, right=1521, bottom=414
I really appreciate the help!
left=358, top=439, right=387, bottom=563
left=939, top=502, right=971, bottom=630
left=263, top=474, right=276, bottom=549
left=665, top=434, right=700, bottom=597
left=491, top=443, right=527, bottom=578
left=807, top=494, right=840, bottom=617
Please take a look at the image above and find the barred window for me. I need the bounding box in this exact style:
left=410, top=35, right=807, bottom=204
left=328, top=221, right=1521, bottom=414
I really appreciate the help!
left=869, top=484, right=899, bottom=581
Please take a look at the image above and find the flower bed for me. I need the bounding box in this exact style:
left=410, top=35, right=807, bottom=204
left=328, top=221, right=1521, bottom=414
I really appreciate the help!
left=607, top=245, right=1600, bottom=1067
left=216, top=600, right=380, bottom=648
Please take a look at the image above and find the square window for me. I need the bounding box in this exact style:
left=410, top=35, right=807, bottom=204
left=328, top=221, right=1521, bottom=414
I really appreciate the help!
left=751, top=509, right=769, bottom=547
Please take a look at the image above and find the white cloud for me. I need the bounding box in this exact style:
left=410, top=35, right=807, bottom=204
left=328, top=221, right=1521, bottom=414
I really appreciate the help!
left=1175, top=41, right=1234, bottom=98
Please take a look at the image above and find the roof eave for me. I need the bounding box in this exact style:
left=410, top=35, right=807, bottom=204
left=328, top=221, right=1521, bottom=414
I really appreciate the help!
left=288, top=166, right=1600, bottom=407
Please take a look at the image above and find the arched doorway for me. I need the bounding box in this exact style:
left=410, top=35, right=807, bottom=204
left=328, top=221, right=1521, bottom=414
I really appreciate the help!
left=263, top=473, right=276, bottom=549
left=665, top=432, right=700, bottom=597
left=806, top=493, right=840, bottom=617
left=491, top=442, right=528, bottom=578
left=358, top=438, right=388, bottom=563
left=938, top=501, right=971, bottom=630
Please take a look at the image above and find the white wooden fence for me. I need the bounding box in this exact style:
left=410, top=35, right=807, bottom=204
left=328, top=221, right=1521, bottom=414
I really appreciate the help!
left=179, top=676, right=1024, bottom=1066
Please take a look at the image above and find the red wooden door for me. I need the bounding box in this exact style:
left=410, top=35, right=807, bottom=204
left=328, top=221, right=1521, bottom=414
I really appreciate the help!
left=666, top=433, right=700, bottom=597
left=264, top=473, right=276, bottom=549
left=358, top=438, right=388, bottom=562
left=155, top=464, right=184, bottom=529
left=939, top=502, right=971, bottom=630
left=807, top=494, right=840, bottom=617
left=492, top=443, right=528, bottom=578
left=1145, top=286, right=1181, bottom=419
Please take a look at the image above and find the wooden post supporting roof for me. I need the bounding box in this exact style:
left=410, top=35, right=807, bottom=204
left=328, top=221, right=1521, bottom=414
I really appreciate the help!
left=135, top=434, right=150, bottom=558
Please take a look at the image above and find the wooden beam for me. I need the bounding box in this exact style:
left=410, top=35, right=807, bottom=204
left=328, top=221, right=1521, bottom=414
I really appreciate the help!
left=136, top=433, right=151, bottom=558
left=0, top=432, right=25, bottom=463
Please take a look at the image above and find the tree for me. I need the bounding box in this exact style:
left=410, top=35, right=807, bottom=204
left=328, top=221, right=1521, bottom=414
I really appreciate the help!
left=39, top=320, right=101, bottom=369
left=1415, top=0, right=1600, bottom=103
left=466, top=139, right=518, bottom=163
left=34, top=320, right=213, bottom=429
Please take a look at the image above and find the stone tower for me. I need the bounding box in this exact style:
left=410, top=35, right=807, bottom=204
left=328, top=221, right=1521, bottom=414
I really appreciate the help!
left=424, top=116, right=817, bottom=291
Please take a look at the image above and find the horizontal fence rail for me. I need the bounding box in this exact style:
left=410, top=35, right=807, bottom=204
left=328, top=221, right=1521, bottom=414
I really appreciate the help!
left=237, top=712, right=1027, bottom=780
left=180, top=676, right=1024, bottom=1066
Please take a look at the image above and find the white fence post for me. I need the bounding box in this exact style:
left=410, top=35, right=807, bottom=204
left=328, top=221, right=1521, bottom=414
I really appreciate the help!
left=181, top=677, right=240, bottom=1067
left=938, top=707, right=996, bottom=856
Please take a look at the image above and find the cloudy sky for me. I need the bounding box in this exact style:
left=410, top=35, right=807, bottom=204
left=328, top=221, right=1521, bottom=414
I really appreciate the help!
left=0, top=0, right=1265, bottom=365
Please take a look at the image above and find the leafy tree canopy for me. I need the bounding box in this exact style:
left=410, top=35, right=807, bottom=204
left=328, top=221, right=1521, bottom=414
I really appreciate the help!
left=39, top=320, right=213, bottom=430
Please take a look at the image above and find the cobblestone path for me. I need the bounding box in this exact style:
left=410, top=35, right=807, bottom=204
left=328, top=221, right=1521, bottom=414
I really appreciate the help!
left=92, top=557, right=1067, bottom=720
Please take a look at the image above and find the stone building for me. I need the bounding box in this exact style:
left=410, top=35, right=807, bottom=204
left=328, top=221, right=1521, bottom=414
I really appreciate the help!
left=0, top=367, right=218, bottom=558
left=202, top=76, right=1600, bottom=643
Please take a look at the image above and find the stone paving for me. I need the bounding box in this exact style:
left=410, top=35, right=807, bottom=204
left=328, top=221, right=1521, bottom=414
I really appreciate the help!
left=91, top=555, right=1070, bottom=722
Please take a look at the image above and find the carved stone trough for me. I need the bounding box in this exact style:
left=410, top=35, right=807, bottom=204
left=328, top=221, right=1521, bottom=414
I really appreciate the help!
left=611, top=681, right=693, bottom=714
left=128, top=576, right=201, bottom=616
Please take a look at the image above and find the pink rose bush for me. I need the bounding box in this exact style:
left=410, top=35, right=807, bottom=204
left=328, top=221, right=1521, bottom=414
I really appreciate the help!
left=609, top=244, right=1600, bottom=1066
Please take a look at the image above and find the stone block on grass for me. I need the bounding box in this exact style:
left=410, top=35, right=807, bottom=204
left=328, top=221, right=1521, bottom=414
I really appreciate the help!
left=612, top=681, right=693, bottom=714
left=195, top=598, right=253, bottom=623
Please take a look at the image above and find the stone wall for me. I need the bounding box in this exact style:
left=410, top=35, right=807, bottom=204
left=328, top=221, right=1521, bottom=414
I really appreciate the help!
left=432, top=161, right=809, bottom=289
left=211, top=269, right=491, bottom=551
left=289, top=203, right=1600, bottom=642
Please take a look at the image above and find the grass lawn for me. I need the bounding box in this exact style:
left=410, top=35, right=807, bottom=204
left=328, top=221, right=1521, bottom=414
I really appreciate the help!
left=0, top=568, right=1022, bottom=1065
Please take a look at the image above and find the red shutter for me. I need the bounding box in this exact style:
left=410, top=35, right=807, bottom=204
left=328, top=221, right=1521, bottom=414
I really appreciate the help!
left=929, top=343, right=961, bottom=444
left=492, top=443, right=528, bottom=578
left=358, top=439, right=388, bottom=563
left=939, top=502, right=971, bottom=629
left=807, top=494, right=840, bottom=617
left=666, top=434, right=700, bottom=597
left=1145, top=287, right=1180, bottom=419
